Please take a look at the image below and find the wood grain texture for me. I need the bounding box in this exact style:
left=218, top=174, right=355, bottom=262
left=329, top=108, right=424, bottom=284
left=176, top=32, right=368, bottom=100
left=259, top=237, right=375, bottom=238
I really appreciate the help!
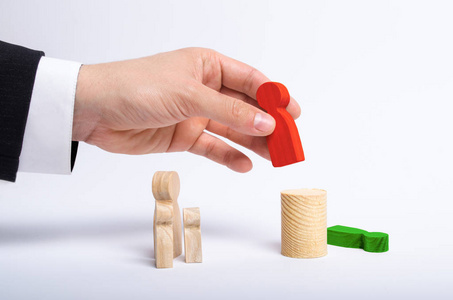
left=154, top=201, right=174, bottom=268
left=183, top=207, right=202, bottom=263
left=256, top=82, right=305, bottom=167
left=281, top=188, right=327, bottom=258
left=152, top=171, right=182, bottom=258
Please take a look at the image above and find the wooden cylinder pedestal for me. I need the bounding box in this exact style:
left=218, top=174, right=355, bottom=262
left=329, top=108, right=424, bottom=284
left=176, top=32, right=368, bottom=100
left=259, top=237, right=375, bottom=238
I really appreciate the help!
left=281, top=188, right=327, bottom=258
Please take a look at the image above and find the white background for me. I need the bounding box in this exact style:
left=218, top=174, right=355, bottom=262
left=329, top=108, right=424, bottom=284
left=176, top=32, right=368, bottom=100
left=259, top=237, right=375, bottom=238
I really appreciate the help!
left=1, top=0, right=453, bottom=299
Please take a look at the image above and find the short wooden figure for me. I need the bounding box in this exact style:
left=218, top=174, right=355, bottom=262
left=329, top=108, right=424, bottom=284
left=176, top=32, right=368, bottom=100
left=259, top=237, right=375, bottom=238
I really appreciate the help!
left=256, top=82, right=305, bottom=167
left=152, top=171, right=183, bottom=268
left=183, top=207, right=202, bottom=263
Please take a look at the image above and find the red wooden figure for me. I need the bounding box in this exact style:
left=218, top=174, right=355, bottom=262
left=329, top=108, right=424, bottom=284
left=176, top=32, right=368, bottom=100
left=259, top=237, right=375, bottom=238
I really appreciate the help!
left=256, top=82, right=305, bottom=167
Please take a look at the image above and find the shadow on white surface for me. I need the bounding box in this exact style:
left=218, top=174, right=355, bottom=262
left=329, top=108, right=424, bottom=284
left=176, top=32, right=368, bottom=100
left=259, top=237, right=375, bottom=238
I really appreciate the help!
left=0, top=218, right=152, bottom=245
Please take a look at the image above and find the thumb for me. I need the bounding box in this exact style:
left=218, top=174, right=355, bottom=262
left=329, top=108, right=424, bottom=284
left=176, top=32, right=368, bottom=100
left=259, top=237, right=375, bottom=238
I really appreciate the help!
left=194, top=86, right=276, bottom=136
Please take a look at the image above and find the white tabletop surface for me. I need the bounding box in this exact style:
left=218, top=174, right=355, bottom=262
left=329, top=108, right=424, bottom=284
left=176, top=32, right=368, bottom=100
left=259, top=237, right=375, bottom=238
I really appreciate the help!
left=1, top=147, right=451, bottom=299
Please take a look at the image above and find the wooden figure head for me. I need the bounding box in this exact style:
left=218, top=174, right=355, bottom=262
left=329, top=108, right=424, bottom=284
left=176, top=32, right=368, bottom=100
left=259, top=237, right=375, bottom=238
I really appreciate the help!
left=152, top=171, right=180, bottom=201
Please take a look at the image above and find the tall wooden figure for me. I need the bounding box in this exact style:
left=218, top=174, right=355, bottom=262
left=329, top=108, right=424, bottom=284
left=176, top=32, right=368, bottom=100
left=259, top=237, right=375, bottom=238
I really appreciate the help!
left=153, top=200, right=174, bottom=268
left=256, top=82, right=305, bottom=167
left=152, top=171, right=182, bottom=268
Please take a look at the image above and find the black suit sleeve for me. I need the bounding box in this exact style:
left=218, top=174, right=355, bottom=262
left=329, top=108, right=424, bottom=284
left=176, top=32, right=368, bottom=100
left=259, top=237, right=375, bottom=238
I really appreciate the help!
left=0, top=40, right=44, bottom=182
left=0, top=40, right=79, bottom=182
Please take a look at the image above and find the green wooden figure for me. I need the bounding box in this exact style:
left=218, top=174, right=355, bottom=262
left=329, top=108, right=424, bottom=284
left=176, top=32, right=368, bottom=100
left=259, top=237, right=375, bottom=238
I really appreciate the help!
left=327, top=225, right=389, bottom=253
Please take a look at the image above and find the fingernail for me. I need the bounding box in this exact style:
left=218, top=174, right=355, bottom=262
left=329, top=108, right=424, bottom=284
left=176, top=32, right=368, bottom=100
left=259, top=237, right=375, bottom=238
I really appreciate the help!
left=254, top=113, right=275, bottom=132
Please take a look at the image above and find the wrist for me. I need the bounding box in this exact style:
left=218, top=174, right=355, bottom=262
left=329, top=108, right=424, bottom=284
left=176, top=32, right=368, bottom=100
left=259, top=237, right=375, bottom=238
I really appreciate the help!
left=73, top=64, right=101, bottom=142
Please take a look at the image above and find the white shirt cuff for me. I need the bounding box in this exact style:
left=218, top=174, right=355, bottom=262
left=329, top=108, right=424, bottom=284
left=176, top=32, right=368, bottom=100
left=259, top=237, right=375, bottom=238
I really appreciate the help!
left=18, top=57, right=82, bottom=174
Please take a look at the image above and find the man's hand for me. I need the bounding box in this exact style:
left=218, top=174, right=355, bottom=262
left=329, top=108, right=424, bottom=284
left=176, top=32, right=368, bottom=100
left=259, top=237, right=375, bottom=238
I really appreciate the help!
left=73, top=48, right=301, bottom=172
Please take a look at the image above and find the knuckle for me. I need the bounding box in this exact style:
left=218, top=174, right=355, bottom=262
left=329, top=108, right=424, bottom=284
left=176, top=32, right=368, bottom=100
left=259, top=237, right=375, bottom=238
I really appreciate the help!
left=224, top=126, right=234, bottom=140
left=178, top=81, right=200, bottom=117
left=243, top=68, right=258, bottom=95
left=222, top=150, right=234, bottom=167
left=204, top=139, right=217, bottom=158
left=229, top=98, right=244, bottom=121
left=198, top=47, right=218, bottom=56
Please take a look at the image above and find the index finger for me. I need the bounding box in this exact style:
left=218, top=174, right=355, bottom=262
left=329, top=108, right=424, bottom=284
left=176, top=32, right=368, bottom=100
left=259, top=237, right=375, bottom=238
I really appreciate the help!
left=218, top=54, right=269, bottom=99
left=217, top=53, right=301, bottom=119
